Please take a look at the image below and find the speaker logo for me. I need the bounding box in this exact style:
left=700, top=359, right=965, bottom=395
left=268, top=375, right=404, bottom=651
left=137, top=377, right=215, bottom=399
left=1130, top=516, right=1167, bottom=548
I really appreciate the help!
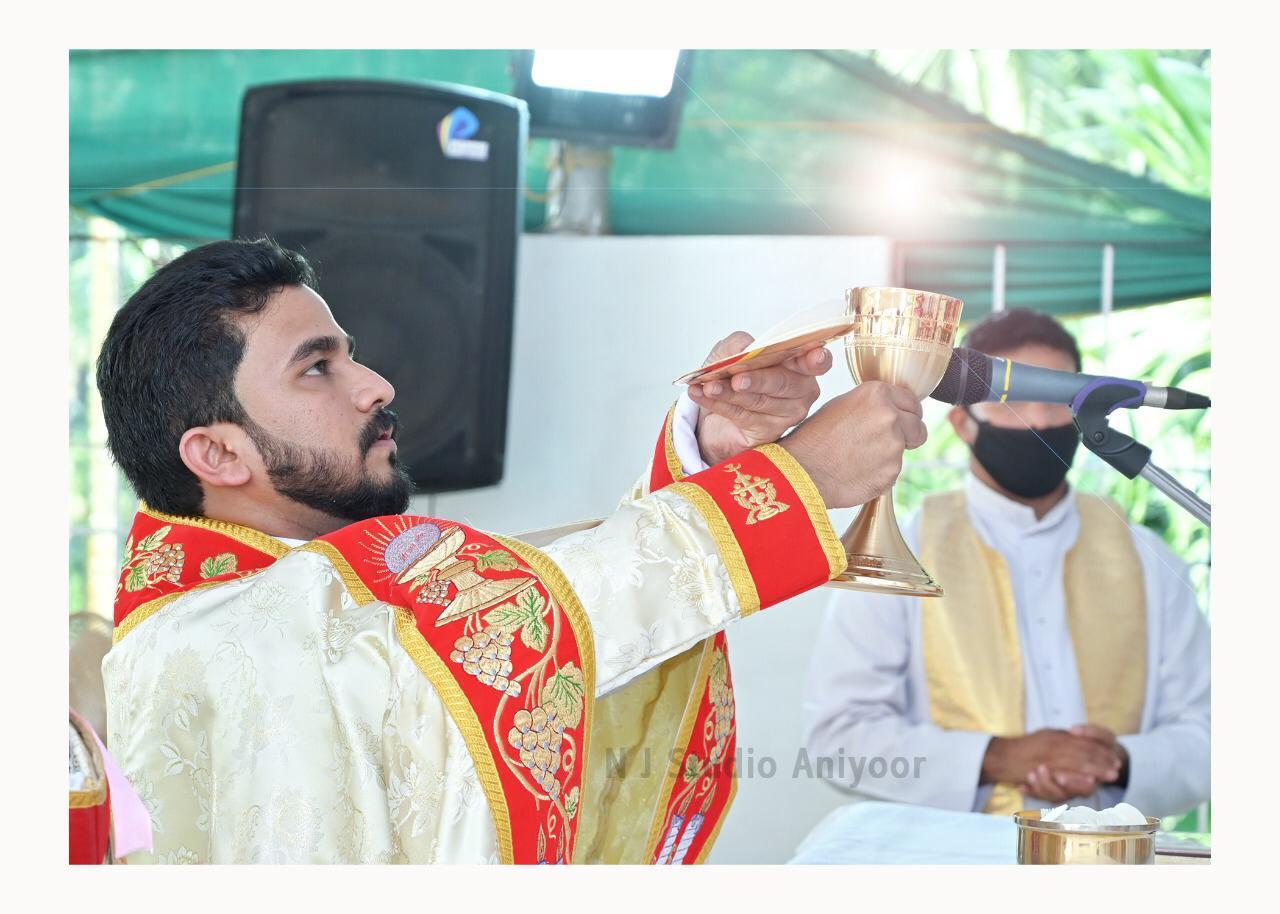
left=438, top=107, right=490, bottom=162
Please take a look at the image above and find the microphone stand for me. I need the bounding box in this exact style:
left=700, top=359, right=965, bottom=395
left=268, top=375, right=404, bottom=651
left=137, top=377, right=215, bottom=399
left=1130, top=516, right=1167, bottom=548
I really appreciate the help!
left=1072, top=381, right=1211, bottom=527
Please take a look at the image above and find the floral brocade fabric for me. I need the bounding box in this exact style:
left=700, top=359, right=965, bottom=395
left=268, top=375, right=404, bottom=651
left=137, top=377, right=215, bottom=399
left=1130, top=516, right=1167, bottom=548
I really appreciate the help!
left=105, top=489, right=745, bottom=864
left=105, top=437, right=840, bottom=863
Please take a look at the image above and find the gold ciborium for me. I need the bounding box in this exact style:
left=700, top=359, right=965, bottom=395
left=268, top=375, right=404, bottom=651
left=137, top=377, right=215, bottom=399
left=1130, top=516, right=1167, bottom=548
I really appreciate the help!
left=830, top=287, right=963, bottom=597
left=1014, top=811, right=1159, bottom=864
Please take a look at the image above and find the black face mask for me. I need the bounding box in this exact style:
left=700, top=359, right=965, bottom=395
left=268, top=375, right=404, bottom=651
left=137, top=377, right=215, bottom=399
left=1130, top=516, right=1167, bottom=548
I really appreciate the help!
left=966, top=408, right=1080, bottom=499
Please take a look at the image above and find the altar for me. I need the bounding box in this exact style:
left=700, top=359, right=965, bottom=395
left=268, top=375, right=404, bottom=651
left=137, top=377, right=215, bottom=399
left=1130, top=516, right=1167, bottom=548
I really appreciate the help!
left=788, top=802, right=1210, bottom=865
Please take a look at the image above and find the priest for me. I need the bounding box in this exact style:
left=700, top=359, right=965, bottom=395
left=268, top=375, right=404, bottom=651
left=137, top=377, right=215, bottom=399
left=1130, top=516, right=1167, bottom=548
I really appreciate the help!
left=98, top=238, right=926, bottom=863
left=802, top=309, right=1210, bottom=820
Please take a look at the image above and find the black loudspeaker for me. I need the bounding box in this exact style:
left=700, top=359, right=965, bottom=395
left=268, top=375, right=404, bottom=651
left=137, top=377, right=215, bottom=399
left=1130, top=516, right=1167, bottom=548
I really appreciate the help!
left=233, top=80, right=526, bottom=492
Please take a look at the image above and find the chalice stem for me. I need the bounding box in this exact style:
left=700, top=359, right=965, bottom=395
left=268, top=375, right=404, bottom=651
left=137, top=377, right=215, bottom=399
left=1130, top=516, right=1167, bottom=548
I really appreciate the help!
left=841, top=489, right=903, bottom=568
left=831, top=488, right=942, bottom=597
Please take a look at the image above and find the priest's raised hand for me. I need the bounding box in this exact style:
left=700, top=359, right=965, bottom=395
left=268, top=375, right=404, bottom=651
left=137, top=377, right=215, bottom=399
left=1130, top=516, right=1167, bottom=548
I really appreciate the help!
left=688, top=331, right=831, bottom=466
left=779, top=382, right=928, bottom=509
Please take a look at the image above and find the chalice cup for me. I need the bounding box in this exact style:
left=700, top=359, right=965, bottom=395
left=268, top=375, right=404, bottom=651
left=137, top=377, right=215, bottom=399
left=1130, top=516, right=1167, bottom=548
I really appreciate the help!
left=831, top=286, right=964, bottom=597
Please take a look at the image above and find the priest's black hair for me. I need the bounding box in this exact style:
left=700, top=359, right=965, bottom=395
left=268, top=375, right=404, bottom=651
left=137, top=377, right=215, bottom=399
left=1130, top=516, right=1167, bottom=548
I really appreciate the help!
left=96, top=237, right=317, bottom=517
left=961, top=308, right=1082, bottom=372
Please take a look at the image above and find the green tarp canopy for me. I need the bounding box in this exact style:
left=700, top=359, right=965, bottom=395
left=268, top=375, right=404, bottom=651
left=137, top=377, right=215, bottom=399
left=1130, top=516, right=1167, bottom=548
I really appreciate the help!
left=70, top=49, right=1210, bottom=319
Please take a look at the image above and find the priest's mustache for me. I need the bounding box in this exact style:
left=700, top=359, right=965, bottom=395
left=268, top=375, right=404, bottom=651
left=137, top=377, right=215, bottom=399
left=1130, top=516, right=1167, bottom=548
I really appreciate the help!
left=359, top=408, right=399, bottom=456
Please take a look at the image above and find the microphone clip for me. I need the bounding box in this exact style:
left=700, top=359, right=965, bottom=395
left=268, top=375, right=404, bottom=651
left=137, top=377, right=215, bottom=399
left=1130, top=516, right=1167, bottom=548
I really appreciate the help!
left=1073, top=382, right=1152, bottom=479
left=1072, top=382, right=1211, bottom=527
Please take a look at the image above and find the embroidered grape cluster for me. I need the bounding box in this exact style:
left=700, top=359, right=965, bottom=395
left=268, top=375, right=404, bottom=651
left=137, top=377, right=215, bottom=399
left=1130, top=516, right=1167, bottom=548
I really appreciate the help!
left=706, top=653, right=735, bottom=765
left=450, top=629, right=521, bottom=697
left=416, top=580, right=450, bottom=604
left=506, top=704, right=566, bottom=800
left=146, top=542, right=186, bottom=584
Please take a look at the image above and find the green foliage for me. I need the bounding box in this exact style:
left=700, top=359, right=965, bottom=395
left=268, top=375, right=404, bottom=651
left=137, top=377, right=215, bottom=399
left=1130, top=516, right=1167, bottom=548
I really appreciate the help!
left=475, top=548, right=519, bottom=573
left=684, top=754, right=704, bottom=784
left=68, top=223, right=189, bottom=618
left=540, top=663, right=586, bottom=728
left=515, top=588, right=550, bottom=650
left=861, top=49, right=1210, bottom=196
left=136, top=525, right=171, bottom=553
left=862, top=49, right=1214, bottom=826
left=69, top=533, right=88, bottom=614
left=897, top=297, right=1211, bottom=616
left=483, top=587, right=549, bottom=651
left=1066, top=300, right=1211, bottom=610
left=199, top=552, right=238, bottom=579
left=124, top=563, right=148, bottom=592
left=871, top=49, right=1212, bottom=618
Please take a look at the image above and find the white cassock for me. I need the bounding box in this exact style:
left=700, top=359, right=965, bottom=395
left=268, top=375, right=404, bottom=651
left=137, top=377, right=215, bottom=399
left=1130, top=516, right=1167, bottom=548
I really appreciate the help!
left=801, top=473, right=1210, bottom=819
left=104, top=396, right=770, bottom=864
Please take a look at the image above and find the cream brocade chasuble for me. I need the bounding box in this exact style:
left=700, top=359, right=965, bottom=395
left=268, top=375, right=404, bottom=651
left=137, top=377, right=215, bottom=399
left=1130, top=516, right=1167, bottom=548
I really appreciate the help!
left=104, top=492, right=728, bottom=863
left=104, top=428, right=845, bottom=863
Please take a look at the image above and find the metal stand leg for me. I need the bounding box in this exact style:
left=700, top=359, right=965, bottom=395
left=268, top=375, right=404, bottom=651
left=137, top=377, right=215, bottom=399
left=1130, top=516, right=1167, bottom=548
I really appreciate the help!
left=1139, top=461, right=1211, bottom=528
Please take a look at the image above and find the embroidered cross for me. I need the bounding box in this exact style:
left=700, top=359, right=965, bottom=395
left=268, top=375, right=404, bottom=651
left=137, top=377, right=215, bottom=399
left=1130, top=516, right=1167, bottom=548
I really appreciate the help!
left=725, top=463, right=790, bottom=525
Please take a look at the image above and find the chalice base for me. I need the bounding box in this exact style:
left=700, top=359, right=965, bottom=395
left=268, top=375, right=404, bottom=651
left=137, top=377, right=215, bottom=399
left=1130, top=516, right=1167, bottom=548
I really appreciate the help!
left=828, top=491, right=944, bottom=597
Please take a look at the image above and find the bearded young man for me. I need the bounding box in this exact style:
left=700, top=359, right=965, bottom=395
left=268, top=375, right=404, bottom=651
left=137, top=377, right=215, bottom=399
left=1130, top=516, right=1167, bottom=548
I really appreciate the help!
left=98, top=238, right=926, bottom=864
left=803, top=309, right=1210, bottom=820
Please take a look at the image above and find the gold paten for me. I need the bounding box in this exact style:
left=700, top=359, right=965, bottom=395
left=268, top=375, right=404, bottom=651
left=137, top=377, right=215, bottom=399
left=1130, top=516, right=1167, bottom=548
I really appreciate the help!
left=828, top=286, right=963, bottom=597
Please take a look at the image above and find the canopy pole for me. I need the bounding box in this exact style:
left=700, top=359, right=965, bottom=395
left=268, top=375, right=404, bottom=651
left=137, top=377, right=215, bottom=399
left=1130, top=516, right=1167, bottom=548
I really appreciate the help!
left=992, top=244, right=1007, bottom=312
left=542, top=141, right=612, bottom=235
left=1101, top=243, right=1115, bottom=365
left=891, top=242, right=907, bottom=288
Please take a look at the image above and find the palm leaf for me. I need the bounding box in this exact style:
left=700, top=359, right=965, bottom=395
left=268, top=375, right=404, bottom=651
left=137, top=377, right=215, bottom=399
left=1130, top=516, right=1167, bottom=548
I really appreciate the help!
left=1169, top=351, right=1211, bottom=388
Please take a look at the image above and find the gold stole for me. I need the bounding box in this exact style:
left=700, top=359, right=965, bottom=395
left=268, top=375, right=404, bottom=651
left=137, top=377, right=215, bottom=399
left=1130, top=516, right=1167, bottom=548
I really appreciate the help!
left=918, top=490, right=1147, bottom=815
left=576, top=641, right=711, bottom=863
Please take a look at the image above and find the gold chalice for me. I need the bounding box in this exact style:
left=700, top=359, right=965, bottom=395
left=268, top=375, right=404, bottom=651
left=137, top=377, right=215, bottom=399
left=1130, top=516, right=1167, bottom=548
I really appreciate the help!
left=830, top=287, right=963, bottom=597
left=397, top=526, right=537, bottom=626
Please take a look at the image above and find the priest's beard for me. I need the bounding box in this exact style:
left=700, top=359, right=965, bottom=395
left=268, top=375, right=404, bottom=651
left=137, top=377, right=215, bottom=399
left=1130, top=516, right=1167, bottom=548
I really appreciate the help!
left=244, top=409, right=414, bottom=522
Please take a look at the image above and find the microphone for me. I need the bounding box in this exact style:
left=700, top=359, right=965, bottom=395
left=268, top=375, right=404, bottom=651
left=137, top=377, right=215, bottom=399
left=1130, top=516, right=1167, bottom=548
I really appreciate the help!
left=930, top=347, right=1211, bottom=411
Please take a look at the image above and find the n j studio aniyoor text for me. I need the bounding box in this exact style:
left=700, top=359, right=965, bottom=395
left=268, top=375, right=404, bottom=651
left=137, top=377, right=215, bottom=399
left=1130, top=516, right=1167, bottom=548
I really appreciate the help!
left=605, top=747, right=928, bottom=784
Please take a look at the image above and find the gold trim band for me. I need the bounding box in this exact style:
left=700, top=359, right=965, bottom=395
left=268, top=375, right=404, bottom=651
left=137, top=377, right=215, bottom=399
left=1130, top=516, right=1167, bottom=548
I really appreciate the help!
left=663, top=404, right=686, bottom=483
left=298, top=541, right=374, bottom=603
left=666, top=481, right=761, bottom=616
left=491, top=534, right=598, bottom=697
left=139, top=502, right=291, bottom=558
left=393, top=607, right=516, bottom=864
left=69, top=787, right=108, bottom=809
left=115, top=507, right=289, bottom=642
left=492, top=532, right=598, bottom=862
left=692, top=776, right=738, bottom=864
left=112, top=574, right=269, bottom=644
left=300, top=540, right=517, bottom=864
left=642, top=638, right=716, bottom=858
left=754, top=443, right=847, bottom=579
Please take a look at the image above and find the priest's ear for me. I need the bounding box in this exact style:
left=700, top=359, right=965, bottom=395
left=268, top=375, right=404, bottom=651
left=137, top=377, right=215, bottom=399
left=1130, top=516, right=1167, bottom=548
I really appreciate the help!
left=178, top=425, right=254, bottom=490
left=948, top=404, right=978, bottom=445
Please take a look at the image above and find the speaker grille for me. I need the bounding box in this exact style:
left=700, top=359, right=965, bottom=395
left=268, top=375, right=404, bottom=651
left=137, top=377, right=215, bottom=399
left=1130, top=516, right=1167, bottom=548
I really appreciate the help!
left=234, top=80, right=526, bottom=492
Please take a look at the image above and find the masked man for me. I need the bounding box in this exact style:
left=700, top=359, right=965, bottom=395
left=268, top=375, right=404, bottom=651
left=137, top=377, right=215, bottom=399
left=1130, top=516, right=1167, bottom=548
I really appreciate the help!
left=99, top=239, right=926, bottom=863
left=802, top=309, right=1210, bottom=818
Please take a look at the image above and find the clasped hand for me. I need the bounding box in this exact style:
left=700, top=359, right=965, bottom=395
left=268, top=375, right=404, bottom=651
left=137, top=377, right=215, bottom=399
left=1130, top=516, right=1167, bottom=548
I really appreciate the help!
left=983, top=725, right=1128, bottom=803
